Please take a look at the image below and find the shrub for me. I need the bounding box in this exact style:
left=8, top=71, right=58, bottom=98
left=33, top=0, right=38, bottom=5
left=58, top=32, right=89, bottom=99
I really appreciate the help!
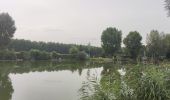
left=77, top=51, right=88, bottom=60
left=30, top=49, right=51, bottom=60
left=16, top=51, right=30, bottom=60
left=0, top=50, right=16, bottom=60
left=69, top=46, right=79, bottom=54
left=51, top=51, right=60, bottom=59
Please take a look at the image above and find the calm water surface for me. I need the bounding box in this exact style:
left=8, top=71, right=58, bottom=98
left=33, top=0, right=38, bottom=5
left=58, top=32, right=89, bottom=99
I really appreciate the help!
left=0, top=61, right=107, bottom=100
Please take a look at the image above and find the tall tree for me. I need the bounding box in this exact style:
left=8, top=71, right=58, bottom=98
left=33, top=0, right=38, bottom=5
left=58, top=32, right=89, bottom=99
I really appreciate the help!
left=164, top=34, right=170, bottom=58
left=8, top=39, right=103, bottom=57
left=165, top=0, right=170, bottom=16
left=146, top=30, right=166, bottom=59
left=0, top=13, right=16, bottom=48
left=123, top=31, right=142, bottom=59
left=101, top=27, right=122, bottom=57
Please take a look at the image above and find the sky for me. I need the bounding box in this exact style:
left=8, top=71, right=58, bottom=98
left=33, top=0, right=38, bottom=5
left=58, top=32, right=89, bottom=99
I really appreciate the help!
left=0, top=0, right=170, bottom=46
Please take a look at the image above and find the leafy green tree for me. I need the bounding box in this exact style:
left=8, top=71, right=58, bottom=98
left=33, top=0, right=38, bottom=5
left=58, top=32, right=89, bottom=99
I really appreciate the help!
left=69, top=46, right=79, bottom=54
left=16, top=51, right=30, bottom=60
left=0, top=13, right=16, bottom=48
left=164, top=34, right=170, bottom=58
left=8, top=39, right=103, bottom=57
left=146, top=30, right=166, bottom=60
left=0, top=50, right=16, bottom=60
left=123, top=31, right=142, bottom=59
left=51, top=51, right=60, bottom=59
left=0, top=73, right=14, bottom=100
left=77, top=51, right=88, bottom=60
left=30, top=49, right=51, bottom=60
left=101, top=27, right=122, bottom=57
left=165, top=0, right=170, bottom=16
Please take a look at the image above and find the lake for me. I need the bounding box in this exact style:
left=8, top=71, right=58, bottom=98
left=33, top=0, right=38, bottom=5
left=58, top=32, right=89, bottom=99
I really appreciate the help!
left=0, top=61, right=111, bottom=100
left=1, top=61, right=169, bottom=100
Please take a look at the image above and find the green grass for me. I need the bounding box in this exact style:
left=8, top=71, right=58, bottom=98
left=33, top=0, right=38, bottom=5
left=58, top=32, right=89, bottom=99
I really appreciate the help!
left=79, top=64, right=170, bottom=100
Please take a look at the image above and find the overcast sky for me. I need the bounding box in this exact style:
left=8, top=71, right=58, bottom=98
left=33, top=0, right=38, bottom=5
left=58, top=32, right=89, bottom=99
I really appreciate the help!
left=0, top=0, right=170, bottom=46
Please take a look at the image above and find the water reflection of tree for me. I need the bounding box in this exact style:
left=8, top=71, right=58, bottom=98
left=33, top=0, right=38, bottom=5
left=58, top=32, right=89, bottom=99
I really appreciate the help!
left=0, top=75, right=14, bottom=100
left=0, top=61, right=107, bottom=100
left=10, top=61, right=103, bottom=75
left=0, top=63, right=14, bottom=100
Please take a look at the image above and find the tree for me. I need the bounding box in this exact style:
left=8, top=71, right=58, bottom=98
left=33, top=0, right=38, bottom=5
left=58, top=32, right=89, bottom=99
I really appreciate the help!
left=0, top=50, right=16, bottom=60
left=165, top=0, right=170, bottom=16
left=77, top=51, right=88, bottom=60
left=30, top=49, right=51, bottom=60
left=101, top=27, right=122, bottom=57
left=69, top=46, right=79, bottom=54
left=16, top=51, right=30, bottom=60
left=164, top=34, right=170, bottom=59
left=0, top=13, right=16, bottom=48
left=51, top=51, right=60, bottom=59
left=123, top=31, right=142, bottom=59
left=146, top=30, right=166, bottom=60
left=8, top=39, right=103, bottom=57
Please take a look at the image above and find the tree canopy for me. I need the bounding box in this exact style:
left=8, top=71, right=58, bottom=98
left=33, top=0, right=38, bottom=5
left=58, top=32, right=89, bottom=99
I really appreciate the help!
left=69, top=46, right=79, bottom=54
left=164, top=34, right=170, bottom=58
left=101, top=27, right=122, bottom=57
left=146, top=30, right=167, bottom=59
left=7, top=39, right=103, bottom=57
left=0, top=13, right=16, bottom=48
left=123, top=31, right=142, bottom=59
left=165, top=0, right=170, bottom=16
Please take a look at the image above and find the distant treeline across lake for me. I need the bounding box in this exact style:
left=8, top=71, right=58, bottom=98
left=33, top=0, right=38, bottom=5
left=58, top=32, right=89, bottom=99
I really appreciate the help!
left=7, top=39, right=103, bottom=56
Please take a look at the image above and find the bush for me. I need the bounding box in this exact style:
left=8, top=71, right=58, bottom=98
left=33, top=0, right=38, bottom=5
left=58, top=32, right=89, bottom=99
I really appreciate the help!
left=0, top=50, right=16, bottom=60
left=16, top=51, right=30, bottom=60
left=51, top=51, right=60, bottom=59
left=69, top=46, right=79, bottom=54
left=30, top=49, right=51, bottom=60
left=77, top=51, right=88, bottom=60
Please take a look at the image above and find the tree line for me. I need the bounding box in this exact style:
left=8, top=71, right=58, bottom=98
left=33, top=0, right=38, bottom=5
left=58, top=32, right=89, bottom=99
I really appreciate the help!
left=0, top=13, right=102, bottom=60
left=7, top=39, right=103, bottom=57
left=101, top=27, right=170, bottom=61
left=0, top=10, right=170, bottom=61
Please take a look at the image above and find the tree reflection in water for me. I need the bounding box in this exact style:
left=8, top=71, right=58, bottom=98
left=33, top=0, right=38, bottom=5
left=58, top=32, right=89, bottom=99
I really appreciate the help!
left=0, top=61, right=104, bottom=100
left=0, top=63, right=14, bottom=100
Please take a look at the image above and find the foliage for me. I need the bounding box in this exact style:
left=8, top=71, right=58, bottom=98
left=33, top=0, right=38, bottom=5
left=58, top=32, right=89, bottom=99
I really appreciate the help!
left=164, top=34, right=170, bottom=59
left=53, top=54, right=76, bottom=59
left=79, top=64, right=170, bottom=100
left=0, top=49, right=89, bottom=61
left=16, top=51, right=30, bottom=60
left=0, top=50, right=16, bottom=60
left=8, top=39, right=102, bottom=57
left=123, top=31, right=142, bottom=59
left=165, top=0, right=170, bottom=16
left=69, top=46, right=79, bottom=54
left=30, top=49, right=51, bottom=60
left=101, top=27, right=122, bottom=57
left=0, top=13, right=16, bottom=48
left=51, top=51, right=60, bottom=59
left=146, top=30, right=167, bottom=59
left=0, top=71, right=14, bottom=100
left=136, top=67, right=169, bottom=100
left=77, top=51, right=88, bottom=60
